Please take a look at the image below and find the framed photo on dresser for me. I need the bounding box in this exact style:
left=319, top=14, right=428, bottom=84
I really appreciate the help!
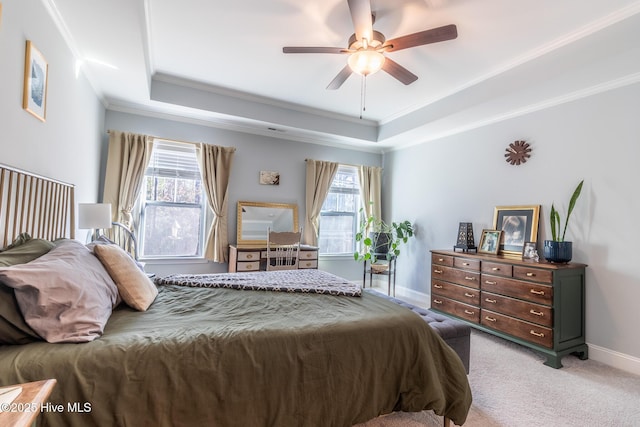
left=493, top=205, right=540, bottom=257
left=478, top=229, right=501, bottom=255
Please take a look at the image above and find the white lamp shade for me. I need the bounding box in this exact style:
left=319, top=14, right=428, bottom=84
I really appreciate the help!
left=78, top=203, right=112, bottom=229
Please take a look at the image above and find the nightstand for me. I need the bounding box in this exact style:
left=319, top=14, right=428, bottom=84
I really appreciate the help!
left=0, top=379, right=56, bottom=427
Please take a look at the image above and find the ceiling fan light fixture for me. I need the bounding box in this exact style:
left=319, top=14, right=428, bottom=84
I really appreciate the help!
left=348, top=49, right=385, bottom=76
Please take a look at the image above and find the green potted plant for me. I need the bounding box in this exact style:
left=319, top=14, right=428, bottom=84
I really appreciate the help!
left=543, top=180, right=584, bottom=263
left=354, top=209, right=414, bottom=264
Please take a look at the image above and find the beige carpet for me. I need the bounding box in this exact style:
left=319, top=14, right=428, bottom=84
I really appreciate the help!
left=356, top=330, right=640, bottom=426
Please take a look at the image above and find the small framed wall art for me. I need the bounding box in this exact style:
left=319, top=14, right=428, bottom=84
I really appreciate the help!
left=259, top=171, right=280, bottom=185
left=493, top=205, right=540, bottom=257
left=23, top=40, right=49, bottom=122
left=478, top=229, right=501, bottom=255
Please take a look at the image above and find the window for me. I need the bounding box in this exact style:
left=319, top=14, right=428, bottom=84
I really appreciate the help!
left=318, top=165, right=361, bottom=255
left=139, top=140, right=206, bottom=258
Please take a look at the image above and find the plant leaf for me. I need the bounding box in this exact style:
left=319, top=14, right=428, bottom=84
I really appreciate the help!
left=561, top=180, right=584, bottom=241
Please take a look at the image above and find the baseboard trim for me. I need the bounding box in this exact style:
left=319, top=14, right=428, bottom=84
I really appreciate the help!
left=587, top=343, right=640, bottom=376
left=394, top=286, right=429, bottom=308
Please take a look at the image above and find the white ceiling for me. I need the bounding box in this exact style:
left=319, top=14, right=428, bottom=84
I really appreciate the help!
left=47, top=0, right=640, bottom=151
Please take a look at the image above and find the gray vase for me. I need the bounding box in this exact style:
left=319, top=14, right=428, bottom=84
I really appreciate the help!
left=543, top=240, right=573, bottom=263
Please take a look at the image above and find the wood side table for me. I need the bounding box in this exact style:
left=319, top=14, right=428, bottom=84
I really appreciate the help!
left=0, top=379, right=56, bottom=427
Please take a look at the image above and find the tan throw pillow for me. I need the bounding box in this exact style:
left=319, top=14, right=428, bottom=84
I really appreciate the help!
left=94, top=244, right=158, bottom=311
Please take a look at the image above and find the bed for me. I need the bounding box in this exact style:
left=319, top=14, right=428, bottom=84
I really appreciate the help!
left=0, top=164, right=471, bottom=427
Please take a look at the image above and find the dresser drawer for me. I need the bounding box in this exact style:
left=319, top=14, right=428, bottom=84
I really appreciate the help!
left=299, top=260, right=318, bottom=269
left=237, top=251, right=261, bottom=261
left=513, top=266, right=553, bottom=284
left=481, top=274, right=553, bottom=305
left=432, top=280, right=479, bottom=306
left=481, top=291, right=552, bottom=327
left=482, top=309, right=553, bottom=348
left=237, top=261, right=260, bottom=271
left=454, top=257, right=480, bottom=271
left=481, top=261, right=513, bottom=277
left=431, top=253, right=454, bottom=267
left=432, top=296, right=480, bottom=323
left=432, top=265, right=480, bottom=289
left=300, top=250, right=318, bottom=260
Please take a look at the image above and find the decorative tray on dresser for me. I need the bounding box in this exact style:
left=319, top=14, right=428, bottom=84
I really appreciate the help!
left=430, top=249, right=587, bottom=368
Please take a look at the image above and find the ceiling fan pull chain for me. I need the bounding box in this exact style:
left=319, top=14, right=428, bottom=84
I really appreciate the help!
left=359, top=75, right=367, bottom=119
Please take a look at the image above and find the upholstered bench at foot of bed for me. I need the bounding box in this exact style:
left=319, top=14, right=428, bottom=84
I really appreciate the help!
left=365, top=289, right=470, bottom=373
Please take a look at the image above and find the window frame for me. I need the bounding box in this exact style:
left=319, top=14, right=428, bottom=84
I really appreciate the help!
left=137, top=140, right=207, bottom=260
left=318, top=165, right=361, bottom=256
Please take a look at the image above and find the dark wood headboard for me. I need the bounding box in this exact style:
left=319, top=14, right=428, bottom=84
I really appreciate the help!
left=0, top=164, right=75, bottom=248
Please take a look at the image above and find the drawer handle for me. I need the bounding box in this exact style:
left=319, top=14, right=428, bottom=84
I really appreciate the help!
left=530, top=309, right=544, bottom=317
left=464, top=292, right=475, bottom=298
left=434, top=284, right=443, bottom=289
left=437, top=258, right=444, bottom=262
left=485, top=280, right=497, bottom=285
left=530, top=289, right=545, bottom=296
left=464, top=310, right=475, bottom=315
left=485, top=298, right=496, bottom=304
left=434, top=269, right=443, bottom=274
left=433, top=299, right=443, bottom=305
left=491, top=267, right=500, bottom=271
left=484, top=316, right=496, bottom=322
left=464, top=276, right=475, bottom=281
left=246, top=254, right=253, bottom=259
left=526, top=272, right=535, bottom=277
left=462, top=262, right=470, bottom=266
left=304, top=262, right=312, bottom=267
left=530, top=330, right=545, bottom=338
left=245, top=263, right=253, bottom=269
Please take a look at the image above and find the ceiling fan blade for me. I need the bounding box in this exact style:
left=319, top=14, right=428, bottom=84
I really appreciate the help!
left=384, top=24, right=457, bottom=52
left=283, top=47, right=347, bottom=54
left=382, top=58, right=418, bottom=85
left=347, top=0, right=374, bottom=42
left=326, top=65, right=353, bottom=90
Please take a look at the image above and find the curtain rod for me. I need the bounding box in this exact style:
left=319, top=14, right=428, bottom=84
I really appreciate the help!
left=304, top=159, right=382, bottom=169
left=107, top=130, right=198, bottom=146
left=107, top=130, right=236, bottom=151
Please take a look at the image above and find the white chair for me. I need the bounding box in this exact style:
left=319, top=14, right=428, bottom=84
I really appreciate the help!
left=266, top=228, right=302, bottom=271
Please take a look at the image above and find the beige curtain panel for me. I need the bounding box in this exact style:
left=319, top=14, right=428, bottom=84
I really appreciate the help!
left=196, top=143, right=236, bottom=263
left=304, top=159, right=339, bottom=246
left=358, top=165, right=382, bottom=233
left=102, top=130, right=154, bottom=229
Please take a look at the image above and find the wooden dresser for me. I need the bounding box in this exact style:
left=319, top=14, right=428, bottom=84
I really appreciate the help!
left=228, top=245, right=318, bottom=272
left=430, top=249, right=587, bottom=368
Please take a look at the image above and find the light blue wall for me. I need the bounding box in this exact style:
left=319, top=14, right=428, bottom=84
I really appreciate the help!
left=105, top=110, right=382, bottom=279
left=0, top=0, right=105, bottom=230
left=383, top=82, right=640, bottom=368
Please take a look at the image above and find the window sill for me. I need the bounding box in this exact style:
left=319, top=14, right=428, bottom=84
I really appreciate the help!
left=141, top=257, right=209, bottom=265
left=319, top=253, right=357, bottom=260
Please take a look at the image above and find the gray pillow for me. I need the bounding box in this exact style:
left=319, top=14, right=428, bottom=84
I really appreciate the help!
left=0, top=239, right=120, bottom=343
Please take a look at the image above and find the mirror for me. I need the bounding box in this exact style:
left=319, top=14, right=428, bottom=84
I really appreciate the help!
left=237, top=201, right=299, bottom=247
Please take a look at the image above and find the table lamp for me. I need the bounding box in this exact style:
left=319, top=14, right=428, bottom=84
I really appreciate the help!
left=78, top=203, right=112, bottom=241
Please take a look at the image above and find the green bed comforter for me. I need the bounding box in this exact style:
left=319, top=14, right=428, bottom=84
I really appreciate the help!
left=0, top=285, right=471, bottom=427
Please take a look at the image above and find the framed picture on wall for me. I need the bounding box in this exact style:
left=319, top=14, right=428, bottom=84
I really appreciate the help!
left=493, top=205, right=540, bottom=257
left=478, top=229, right=502, bottom=255
left=23, top=40, right=49, bottom=122
left=259, top=171, right=280, bottom=185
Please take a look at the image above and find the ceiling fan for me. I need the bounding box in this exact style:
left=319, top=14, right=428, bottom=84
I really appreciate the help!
left=283, top=0, right=458, bottom=90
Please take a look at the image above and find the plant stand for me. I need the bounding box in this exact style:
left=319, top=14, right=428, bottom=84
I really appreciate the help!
left=362, top=254, right=397, bottom=296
